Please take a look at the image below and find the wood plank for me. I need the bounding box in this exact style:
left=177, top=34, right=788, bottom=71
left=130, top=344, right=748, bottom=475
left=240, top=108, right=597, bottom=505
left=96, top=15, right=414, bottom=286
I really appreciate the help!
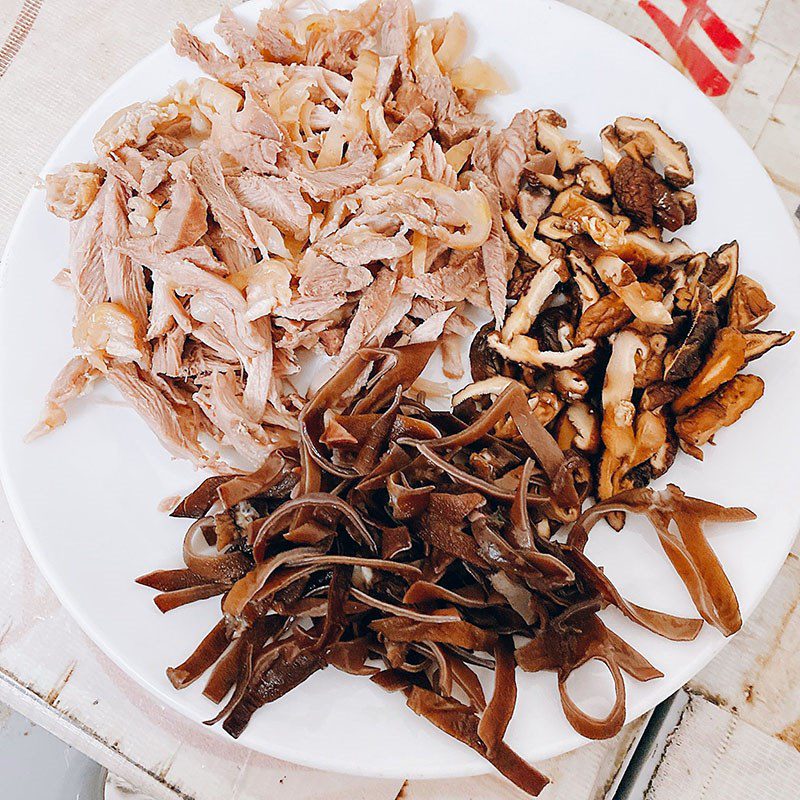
left=645, top=694, right=800, bottom=798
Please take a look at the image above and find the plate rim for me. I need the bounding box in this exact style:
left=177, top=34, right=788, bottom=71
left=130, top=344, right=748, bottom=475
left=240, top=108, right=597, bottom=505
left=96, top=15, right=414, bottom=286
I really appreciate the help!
left=1, top=0, right=799, bottom=781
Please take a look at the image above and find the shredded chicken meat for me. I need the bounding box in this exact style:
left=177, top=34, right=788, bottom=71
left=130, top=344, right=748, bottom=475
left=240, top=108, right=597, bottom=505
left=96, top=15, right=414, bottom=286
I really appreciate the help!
left=35, top=0, right=538, bottom=468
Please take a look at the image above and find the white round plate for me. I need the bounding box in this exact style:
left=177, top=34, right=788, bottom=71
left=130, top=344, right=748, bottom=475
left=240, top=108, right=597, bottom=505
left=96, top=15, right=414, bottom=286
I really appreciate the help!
left=1, top=0, right=799, bottom=781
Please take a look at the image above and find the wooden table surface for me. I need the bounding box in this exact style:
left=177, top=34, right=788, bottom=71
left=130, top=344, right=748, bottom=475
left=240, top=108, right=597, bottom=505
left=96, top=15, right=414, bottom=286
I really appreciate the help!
left=0, top=1, right=798, bottom=798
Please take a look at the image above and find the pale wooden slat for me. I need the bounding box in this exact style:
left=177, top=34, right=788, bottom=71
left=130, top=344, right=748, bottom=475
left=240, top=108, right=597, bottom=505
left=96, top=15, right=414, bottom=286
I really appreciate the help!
left=645, top=694, right=800, bottom=799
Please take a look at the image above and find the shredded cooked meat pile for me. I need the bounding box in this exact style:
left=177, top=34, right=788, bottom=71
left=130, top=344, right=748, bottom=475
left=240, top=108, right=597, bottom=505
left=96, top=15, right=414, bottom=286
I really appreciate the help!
left=33, top=0, right=519, bottom=469
left=139, top=343, right=755, bottom=795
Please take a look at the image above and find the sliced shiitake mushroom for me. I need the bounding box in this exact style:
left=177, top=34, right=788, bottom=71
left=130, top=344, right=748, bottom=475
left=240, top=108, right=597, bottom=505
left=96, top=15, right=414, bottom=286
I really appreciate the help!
left=640, top=381, right=682, bottom=411
left=614, top=117, right=694, bottom=188
left=535, top=110, right=587, bottom=173
left=675, top=374, right=764, bottom=459
left=575, top=293, right=633, bottom=344
left=742, top=330, right=794, bottom=363
left=663, top=283, right=718, bottom=383
left=701, top=241, right=739, bottom=302
left=576, top=160, right=612, bottom=200
left=727, top=275, right=775, bottom=331
left=470, top=322, right=508, bottom=381
left=612, top=156, right=689, bottom=231
left=672, top=327, right=747, bottom=414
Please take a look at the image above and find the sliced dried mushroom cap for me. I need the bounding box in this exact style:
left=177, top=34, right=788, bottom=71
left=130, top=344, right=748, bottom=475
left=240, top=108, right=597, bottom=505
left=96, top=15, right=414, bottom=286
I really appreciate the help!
left=652, top=186, right=690, bottom=233
left=594, top=253, right=672, bottom=326
left=576, top=160, right=612, bottom=200
left=612, top=156, right=658, bottom=226
left=627, top=410, right=668, bottom=472
left=663, top=283, right=718, bottom=383
left=672, top=190, right=697, bottom=225
left=554, top=368, right=589, bottom=400
left=531, top=390, right=563, bottom=427
left=648, top=428, right=678, bottom=478
left=598, top=329, right=648, bottom=498
left=727, top=275, right=775, bottom=331
left=572, top=270, right=602, bottom=314
left=489, top=332, right=597, bottom=370
left=537, top=215, right=579, bottom=240
left=575, top=292, right=633, bottom=343
left=500, top=258, right=566, bottom=343
left=566, top=234, right=604, bottom=262
left=599, top=124, right=624, bottom=173
left=609, top=150, right=691, bottom=230
left=452, top=376, right=520, bottom=406
left=615, top=231, right=693, bottom=267
left=634, top=334, right=667, bottom=388
left=517, top=186, right=553, bottom=227
left=535, top=110, right=587, bottom=173
left=672, top=327, right=747, bottom=414
left=469, top=321, right=507, bottom=381
left=743, top=330, right=794, bottom=362
left=565, top=402, right=601, bottom=452
left=534, top=172, right=576, bottom=192
left=614, top=117, right=694, bottom=188
left=640, top=381, right=682, bottom=411
left=503, top=211, right=555, bottom=266
left=673, top=252, right=708, bottom=311
left=701, top=241, right=739, bottom=302
left=675, top=374, right=764, bottom=459
left=613, top=155, right=696, bottom=233
left=621, top=426, right=678, bottom=489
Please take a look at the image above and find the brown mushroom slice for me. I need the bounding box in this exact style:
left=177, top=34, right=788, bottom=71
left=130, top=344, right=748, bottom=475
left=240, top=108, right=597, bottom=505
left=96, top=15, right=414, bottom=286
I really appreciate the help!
left=537, top=215, right=578, bottom=241
left=536, top=110, right=587, bottom=172
left=598, top=330, right=648, bottom=498
left=611, top=156, right=657, bottom=226
left=573, top=270, right=602, bottom=314
left=663, top=283, right=718, bottom=383
left=614, top=117, right=694, bottom=188
left=728, top=275, right=775, bottom=331
left=628, top=410, right=668, bottom=471
left=640, top=381, right=682, bottom=411
left=634, top=334, right=667, bottom=388
left=452, top=376, right=520, bottom=407
left=577, top=160, right=612, bottom=200
left=742, top=330, right=794, bottom=363
left=488, top=333, right=597, bottom=369
left=574, top=293, right=633, bottom=344
left=599, top=124, right=624, bottom=173
left=649, top=430, right=678, bottom=479
left=565, top=402, right=601, bottom=452
left=517, top=186, right=553, bottom=226
left=554, top=369, right=589, bottom=401
left=675, top=375, right=764, bottom=458
left=535, top=172, right=576, bottom=192
left=701, top=241, right=739, bottom=302
left=672, top=327, right=747, bottom=414
left=594, top=254, right=672, bottom=326
left=500, top=259, right=566, bottom=343
left=672, top=190, right=697, bottom=225
left=503, top=212, right=555, bottom=266
left=672, top=252, right=707, bottom=311
left=469, top=321, right=506, bottom=381
left=611, top=153, right=688, bottom=231
left=614, top=231, right=693, bottom=269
